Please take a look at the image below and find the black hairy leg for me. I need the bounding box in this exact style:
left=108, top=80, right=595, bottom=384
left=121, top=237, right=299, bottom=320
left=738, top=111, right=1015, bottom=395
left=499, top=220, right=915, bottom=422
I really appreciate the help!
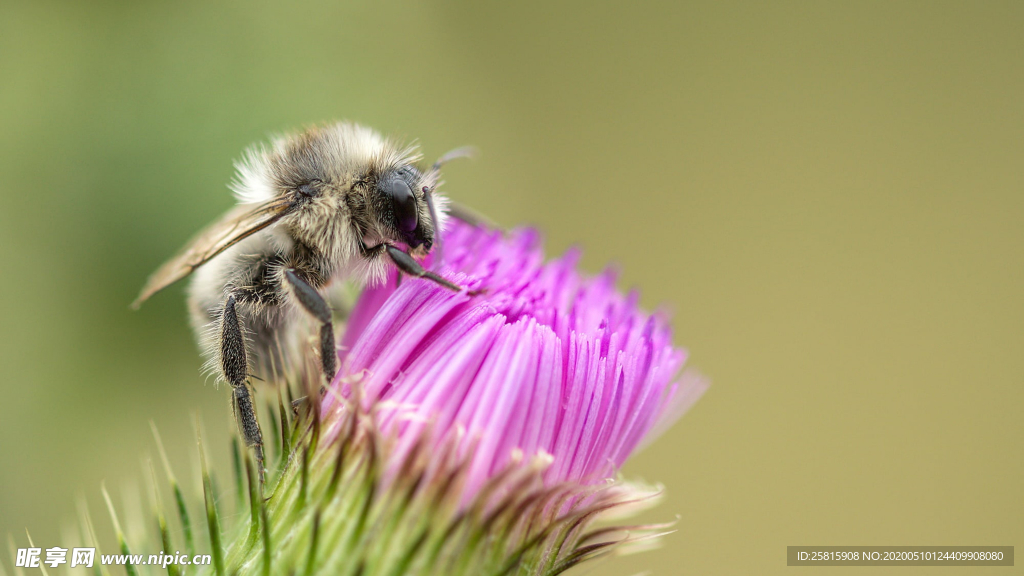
left=385, top=244, right=464, bottom=292
left=221, top=295, right=265, bottom=482
left=232, top=384, right=264, bottom=481
left=284, top=269, right=338, bottom=388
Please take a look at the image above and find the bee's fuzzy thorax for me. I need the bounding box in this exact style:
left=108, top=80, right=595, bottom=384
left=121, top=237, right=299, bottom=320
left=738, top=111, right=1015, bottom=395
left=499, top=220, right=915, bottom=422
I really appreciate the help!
left=230, top=122, right=421, bottom=205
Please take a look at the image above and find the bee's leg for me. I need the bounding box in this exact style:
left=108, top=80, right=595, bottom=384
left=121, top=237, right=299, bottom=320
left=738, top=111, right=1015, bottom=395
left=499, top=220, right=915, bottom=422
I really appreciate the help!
left=283, top=270, right=337, bottom=389
left=385, top=244, right=464, bottom=292
left=221, top=295, right=265, bottom=483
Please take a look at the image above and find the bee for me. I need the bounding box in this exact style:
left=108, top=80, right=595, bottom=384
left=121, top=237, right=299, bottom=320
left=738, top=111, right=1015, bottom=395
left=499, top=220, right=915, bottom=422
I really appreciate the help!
left=132, top=122, right=476, bottom=479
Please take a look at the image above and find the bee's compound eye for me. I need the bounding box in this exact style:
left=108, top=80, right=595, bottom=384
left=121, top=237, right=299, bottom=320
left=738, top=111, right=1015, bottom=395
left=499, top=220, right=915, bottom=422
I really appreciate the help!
left=382, top=176, right=418, bottom=232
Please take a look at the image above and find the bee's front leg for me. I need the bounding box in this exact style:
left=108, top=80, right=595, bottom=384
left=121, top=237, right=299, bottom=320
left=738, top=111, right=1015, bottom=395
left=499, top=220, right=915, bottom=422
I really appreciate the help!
left=384, top=244, right=463, bottom=292
left=284, top=270, right=337, bottom=390
left=220, top=295, right=265, bottom=483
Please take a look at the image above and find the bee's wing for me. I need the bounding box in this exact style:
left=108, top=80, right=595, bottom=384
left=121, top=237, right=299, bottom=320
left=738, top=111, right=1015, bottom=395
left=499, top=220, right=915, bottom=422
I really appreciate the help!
left=132, top=197, right=293, bottom=308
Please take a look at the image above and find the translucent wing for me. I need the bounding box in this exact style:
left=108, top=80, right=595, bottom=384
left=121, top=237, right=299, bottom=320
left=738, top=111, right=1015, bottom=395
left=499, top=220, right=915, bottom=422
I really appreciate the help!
left=132, top=197, right=293, bottom=308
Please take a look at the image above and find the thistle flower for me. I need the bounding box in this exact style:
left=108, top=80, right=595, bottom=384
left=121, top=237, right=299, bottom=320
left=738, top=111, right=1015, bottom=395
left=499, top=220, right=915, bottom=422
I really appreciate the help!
left=331, top=221, right=706, bottom=500
left=27, top=220, right=705, bottom=576
left=225, top=220, right=706, bottom=574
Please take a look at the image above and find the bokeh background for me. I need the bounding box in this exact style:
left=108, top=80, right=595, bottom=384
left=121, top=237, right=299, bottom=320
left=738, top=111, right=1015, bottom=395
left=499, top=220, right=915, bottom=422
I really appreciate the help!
left=1, top=1, right=1021, bottom=574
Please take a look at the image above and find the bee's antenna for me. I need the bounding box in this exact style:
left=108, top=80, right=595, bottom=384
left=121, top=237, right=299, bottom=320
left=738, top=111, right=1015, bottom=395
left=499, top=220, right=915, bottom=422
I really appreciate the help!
left=424, top=146, right=477, bottom=271
left=430, top=146, right=477, bottom=173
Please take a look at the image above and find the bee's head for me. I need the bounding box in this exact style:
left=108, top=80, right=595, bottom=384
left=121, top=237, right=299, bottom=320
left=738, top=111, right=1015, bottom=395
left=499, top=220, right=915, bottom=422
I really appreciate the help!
left=375, top=165, right=436, bottom=253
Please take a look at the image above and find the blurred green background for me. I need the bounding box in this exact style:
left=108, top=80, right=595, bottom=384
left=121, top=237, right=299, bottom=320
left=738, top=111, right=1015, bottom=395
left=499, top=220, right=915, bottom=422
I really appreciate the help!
left=1, top=1, right=1021, bottom=574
